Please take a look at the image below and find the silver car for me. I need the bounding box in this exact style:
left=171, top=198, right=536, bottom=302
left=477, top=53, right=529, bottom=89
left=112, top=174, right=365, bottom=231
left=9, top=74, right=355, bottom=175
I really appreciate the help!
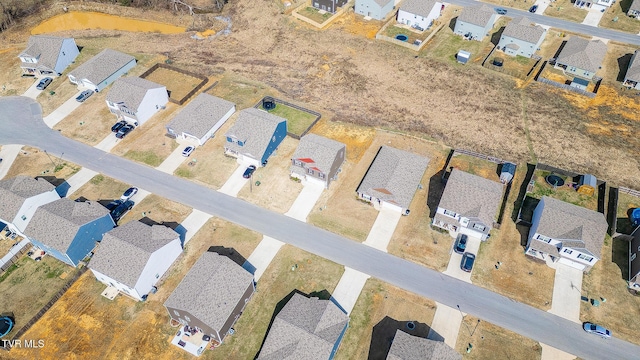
left=583, top=322, right=611, bottom=339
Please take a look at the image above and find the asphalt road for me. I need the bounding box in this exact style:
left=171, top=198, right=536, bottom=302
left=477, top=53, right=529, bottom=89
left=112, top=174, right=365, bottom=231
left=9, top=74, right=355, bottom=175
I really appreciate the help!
left=454, top=0, right=640, bottom=46
left=1, top=96, right=635, bottom=359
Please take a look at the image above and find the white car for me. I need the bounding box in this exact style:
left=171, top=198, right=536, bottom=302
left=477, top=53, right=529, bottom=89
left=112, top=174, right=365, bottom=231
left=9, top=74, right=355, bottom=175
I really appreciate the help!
left=182, top=146, right=194, bottom=157
left=120, top=187, right=138, bottom=201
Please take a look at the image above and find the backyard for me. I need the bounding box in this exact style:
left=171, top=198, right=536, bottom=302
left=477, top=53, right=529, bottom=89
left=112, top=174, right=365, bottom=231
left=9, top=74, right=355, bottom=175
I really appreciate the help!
left=447, top=153, right=501, bottom=182
left=207, top=72, right=276, bottom=109
left=297, top=7, right=333, bottom=24
left=544, top=0, right=589, bottom=23
left=263, top=101, right=319, bottom=137
left=484, top=52, right=540, bottom=79
left=527, top=169, right=599, bottom=210
left=599, top=0, right=640, bottom=33
left=142, top=65, right=207, bottom=103
left=616, top=191, right=640, bottom=234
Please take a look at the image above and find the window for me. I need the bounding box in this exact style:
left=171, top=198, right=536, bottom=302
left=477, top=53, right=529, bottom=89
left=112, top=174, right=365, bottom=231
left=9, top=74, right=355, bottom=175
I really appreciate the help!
left=443, top=210, right=457, bottom=217
left=536, top=234, right=552, bottom=243
left=577, top=254, right=594, bottom=262
left=21, top=215, right=27, bottom=221
left=293, top=160, right=302, bottom=167
left=472, top=223, right=485, bottom=232
left=174, top=310, right=180, bottom=317
left=563, top=249, right=573, bottom=254
left=318, top=172, right=325, bottom=179
left=185, top=316, right=191, bottom=322
left=632, top=253, right=637, bottom=261
left=237, top=141, right=244, bottom=147
left=226, top=137, right=233, bottom=143
left=155, top=274, right=160, bottom=279
left=307, top=168, right=314, bottom=175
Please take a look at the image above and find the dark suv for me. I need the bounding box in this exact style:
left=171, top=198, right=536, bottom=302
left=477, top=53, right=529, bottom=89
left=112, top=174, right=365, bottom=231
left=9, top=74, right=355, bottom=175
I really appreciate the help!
left=110, top=200, right=134, bottom=223
left=115, top=124, right=134, bottom=139
left=454, top=234, right=468, bottom=254
left=461, top=252, right=476, bottom=272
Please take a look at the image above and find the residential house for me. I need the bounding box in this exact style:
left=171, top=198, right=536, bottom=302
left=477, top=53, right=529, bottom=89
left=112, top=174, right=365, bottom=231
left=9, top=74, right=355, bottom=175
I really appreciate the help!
left=628, top=227, right=640, bottom=289
left=386, top=330, right=461, bottom=360
left=623, top=50, right=640, bottom=89
left=89, top=221, right=182, bottom=301
left=525, top=196, right=607, bottom=272
left=105, top=77, right=168, bottom=127
left=497, top=17, right=546, bottom=58
left=453, top=4, right=496, bottom=41
left=555, top=37, right=607, bottom=81
left=68, top=49, right=136, bottom=92
left=312, top=0, right=348, bottom=14
left=224, top=108, right=287, bottom=167
left=257, top=293, right=350, bottom=360
left=23, top=198, right=115, bottom=267
left=166, top=93, right=236, bottom=146
left=356, top=146, right=429, bottom=215
left=432, top=169, right=503, bottom=241
left=355, top=0, right=395, bottom=20
left=0, top=176, right=60, bottom=234
left=18, top=35, right=79, bottom=77
left=164, top=251, right=255, bottom=345
left=577, top=0, right=614, bottom=8
left=290, top=134, right=346, bottom=188
left=397, top=0, right=443, bottom=31
left=628, top=0, right=640, bottom=17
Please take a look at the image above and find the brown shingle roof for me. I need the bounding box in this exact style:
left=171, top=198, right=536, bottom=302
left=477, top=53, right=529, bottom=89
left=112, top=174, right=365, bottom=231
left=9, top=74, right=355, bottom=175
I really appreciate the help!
left=0, top=176, right=55, bottom=222
left=387, top=330, right=462, bottom=360
left=167, top=93, right=235, bottom=139
left=291, top=134, right=345, bottom=175
left=68, top=49, right=135, bottom=86
left=502, top=16, right=546, bottom=45
left=105, top=77, right=165, bottom=112
left=556, top=37, right=607, bottom=73
left=438, top=169, right=503, bottom=226
left=224, top=108, right=286, bottom=161
left=457, top=4, right=495, bottom=27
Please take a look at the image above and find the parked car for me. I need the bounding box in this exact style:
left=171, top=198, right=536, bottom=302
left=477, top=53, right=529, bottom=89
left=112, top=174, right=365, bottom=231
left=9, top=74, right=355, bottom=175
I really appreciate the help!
left=75, top=89, right=94, bottom=102
left=583, top=322, right=611, bottom=339
left=182, top=146, right=194, bottom=157
left=115, top=124, right=134, bottom=139
left=454, top=234, right=468, bottom=254
left=494, top=7, right=508, bottom=15
left=105, top=200, right=121, bottom=211
left=111, top=120, right=127, bottom=133
left=36, top=77, right=53, bottom=90
left=120, top=187, right=138, bottom=201
left=460, top=252, right=476, bottom=272
left=243, top=165, right=256, bottom=179
left=529, top=5, right=538, bottom=13
left=110, top=200, right=134, bottom=223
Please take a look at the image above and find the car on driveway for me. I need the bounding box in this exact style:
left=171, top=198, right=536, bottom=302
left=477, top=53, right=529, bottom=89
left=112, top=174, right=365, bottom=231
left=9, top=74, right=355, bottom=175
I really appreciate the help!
left=120, top=187, right=138, bottom=201
left=461, top=252, right=476, bottom=272
left=36, top=77, right=53, bottom=90
left=583, top=322, right=611, bottom=339
left=182, top=146, right=194, bottom=157
left=115, top=124, right=134, bottom=139
left=529, top=5, right=538, bottom=13
left=495, top=7, right=508, bottom=14
left=105, top=200, right=121, bottom=211
left=243, top=165, right=256, bottom=179
left=75, top=89, right=94, bottom=102
left=454, top=234, right=468, bottom=254
left=111, top=120, right=127, bottom=133
left=110, top=200, right=134, bottom=223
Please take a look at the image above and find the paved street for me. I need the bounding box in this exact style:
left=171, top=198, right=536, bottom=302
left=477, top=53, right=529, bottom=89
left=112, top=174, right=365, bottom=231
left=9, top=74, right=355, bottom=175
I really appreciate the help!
left=1, top=95, right=639, bottom=360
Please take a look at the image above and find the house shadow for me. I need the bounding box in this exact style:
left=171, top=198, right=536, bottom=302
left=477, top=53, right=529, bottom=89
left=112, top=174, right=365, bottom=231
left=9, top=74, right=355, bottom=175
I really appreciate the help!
left=368, top=316, right=433, bottom=360
left=511, top=163, right=536, bottom=223
left=448, top=17, right=458, bottom=32
left=616, top=53, right=633, bottom=82
left=612, top=235, right=631, bottom=280
left=552, top=40, right=568, bottom=60
left=208, top=245, right=247, bottom=267
left=620, top=0, right=633, bottom=13
left=517, top=223, right=532, bottom=248
left=254, top=289, right=331, bottom=359
left=491, top=26, right=505, bottom=46
left=36, top=176, right=69, bottom=196
left=427, top=170, right=447, bottom=219
left=74, top=196, right=88, bottom=203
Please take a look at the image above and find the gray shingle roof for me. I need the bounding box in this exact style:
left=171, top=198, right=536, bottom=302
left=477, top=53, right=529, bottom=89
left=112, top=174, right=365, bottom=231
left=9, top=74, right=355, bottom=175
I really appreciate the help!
left=291, top=134, right=345, bottom=175
left=164, top=252, right=254, bottom=332
left=105, top=77, right=165, bottom=112
left=625, top=50, right=640, bottom=82
left=20, top=36, right=70, bottom=71
left=400, top=0, right=438, bottom=18
left=533, top=196, right=607, bottom=258
left=502, top=16, right=546, bottom=45
left=387, top=330, right=462, bottom=360
left=374, top=0, right=394, bottom=7
left=438, top=169, right=503, bottom=226
left=89, top=221, right=180, bottom=289
left=0, top=176, right=55, bottom=222
left=457, top=4, right=495, bottom=27
left=167, top=93, right=235, bottom=139
left=556, top=37, right=607, bottom=74
left=631, top=0, right=640, bottom=12
left=224, top=108, right=286, bottom=160
left=258, top=293, right=349, bottom=360
left=68, top=49, right=135, bottom=86
left=24, top=198, right=110, bottom=252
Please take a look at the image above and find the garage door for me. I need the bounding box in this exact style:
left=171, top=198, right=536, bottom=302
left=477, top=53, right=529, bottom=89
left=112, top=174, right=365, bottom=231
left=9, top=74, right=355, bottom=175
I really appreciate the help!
left=558, top=257, right=586, bottom=271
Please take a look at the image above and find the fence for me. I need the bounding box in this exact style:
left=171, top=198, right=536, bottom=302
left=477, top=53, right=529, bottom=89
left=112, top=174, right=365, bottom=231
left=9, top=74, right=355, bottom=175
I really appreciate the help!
left=139, top=63, right=209, bottom=105
left=619, top=187, right=640, bottom=198
left=291, top=0, right=353, bottom=29
left=453, top=148, right=513, bottom=165
left=536, top=77, right=596, bottom=98
left=253, top=97, right=321, bottom=139
left=376, top=21, right=443, bottom=52
left=0, top=238, right=30, bottom=273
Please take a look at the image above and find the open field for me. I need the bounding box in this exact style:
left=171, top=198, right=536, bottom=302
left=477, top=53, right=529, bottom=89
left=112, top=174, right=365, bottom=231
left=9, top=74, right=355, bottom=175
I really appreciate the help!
left=207, top=72, right=276, bottom=110
left=71, top=174, right=131, bottom=203
left=0, top=256, right=73, bottom=339
left=336, top=278, right=437, bottom=359
left=118, top=194, right=192, bottom=227
left=297, top=7, right=332, bottom=24
left=210, top=245, right=344, bottom=359
left=616, top=191, right=640, bottom=234
left=263, top=102, right=318, bottom=136
left=599, top=0, right=640, bottom=33
left=142, top=66, right=205, bottom=103
left=5, top=146, right=80, bottom=182
left=544, top=0, right=589, bottom=23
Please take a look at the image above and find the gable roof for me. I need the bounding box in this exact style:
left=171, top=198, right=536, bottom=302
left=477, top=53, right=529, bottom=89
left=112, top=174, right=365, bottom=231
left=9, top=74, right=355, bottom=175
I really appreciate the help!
left=89, top=221, right=180, bottom=289
left=258, top=293, right=349, bottom=359
left=68, top=49, right=135, bottom=85
left=556, top=37, right=607, bottom=73
left=105, top=77, right=165, bottom=111
left=457, top=4, right=495, bottom=27
left=387, top=330, right=461, bottom=360
left=631, top=0, right=640, bottom=12
left=20, top=36, right=72, bottom=71
left=373, top=0, right=394, bottom=7
left=438, top=169, right=503, bottom=225
left=167, top=93, right=235, bottom=139
left=0, top=176, right=56, bottom=222
left=502, top=16, right=546, bottom=45
left=400, top=0, right=438, bottom=18
left=164, top=252, right=254, bottom=332
left=535, top=196, right=607, bottom=258
left=24, top=198, right=110, bottom=252
left=292, top=134, right=345, bottom=174
left=626, top=50, right=640, bottom=82
left=356, top=146, right=429, bottom=210
left=224, top=108, right=286, bottom=159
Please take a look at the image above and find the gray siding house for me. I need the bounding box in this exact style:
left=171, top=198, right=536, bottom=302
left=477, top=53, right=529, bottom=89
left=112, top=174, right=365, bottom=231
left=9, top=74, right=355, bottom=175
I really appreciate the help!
left=387, top=329, right=461, bottom=360
left=290, top=134, right=346, bottom=188
left=525, top=196, right=607, bottom=272
left=629, top=227, right=640, bottom=289
left=555, top=37, right=607, bottom=81
left=497, top=17, right=546, bottom=58
left=433, top=169, right=503, bottom=241
left=164, top=251, right=255, bottom=346
left=0, top=176, right=60, bottom=234
left=628, top=0, right=640, bottom=17
left=313, top=0, right=348, bottom=13
left=105, top=77, right=168, bottom=127
left=453, top=4, right=496, bottom=41
left=257, top=293, right=350, bottom=360
left=166, top=93, right=236, bottom=146
left=623, top=50, right=640, bottom=89
left=355, top=0, right=395, bottom=20
left=356, top=146, right=429, bottom=215
left=19, top=36, right=79, bottom=77
left=68, top=49, right=136, bottom=92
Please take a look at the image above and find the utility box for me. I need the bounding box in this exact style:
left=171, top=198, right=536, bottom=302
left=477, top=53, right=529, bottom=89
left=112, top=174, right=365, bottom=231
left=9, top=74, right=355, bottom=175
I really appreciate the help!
left=457, top=50, right=471, bottom=64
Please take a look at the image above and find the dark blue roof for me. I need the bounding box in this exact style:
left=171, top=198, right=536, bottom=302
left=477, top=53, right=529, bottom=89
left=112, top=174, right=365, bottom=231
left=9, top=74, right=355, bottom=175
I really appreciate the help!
left=572, top=77, right=589, bottom=87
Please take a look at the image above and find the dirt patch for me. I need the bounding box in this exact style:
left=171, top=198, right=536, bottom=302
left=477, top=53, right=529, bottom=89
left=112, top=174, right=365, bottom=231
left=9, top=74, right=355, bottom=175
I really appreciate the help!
left=5, top=146, right=80, bottom=182
left=329, top=12, right=383, bottom=39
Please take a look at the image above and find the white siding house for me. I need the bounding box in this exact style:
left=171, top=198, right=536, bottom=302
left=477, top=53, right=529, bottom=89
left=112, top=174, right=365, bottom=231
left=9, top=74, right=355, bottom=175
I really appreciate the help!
left=0, top=176, right=60, bottom=235
left=68, top=49, right=136, bottom=92
left=19, top=36, right=79, bottom=77
left=166, top=93, right=236, bottom=146
left=396, top=0, right=442, bottom=31
left=105, top=77, right=168, bottom=126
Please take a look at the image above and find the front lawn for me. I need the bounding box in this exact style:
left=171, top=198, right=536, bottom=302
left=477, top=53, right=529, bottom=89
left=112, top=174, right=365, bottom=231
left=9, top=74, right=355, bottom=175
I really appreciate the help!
left=544, top=0, right=589, bottom=23
left=599, top=0, right=640, bottom=33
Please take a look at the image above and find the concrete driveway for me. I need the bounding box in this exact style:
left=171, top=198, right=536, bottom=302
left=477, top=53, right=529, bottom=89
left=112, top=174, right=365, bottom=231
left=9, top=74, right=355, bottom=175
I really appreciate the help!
left=363, top=207, right=402, bottom=252
left=43, top=89, right=84, bottom=128
left=218, top=165, right=249, bottom=197
left=94, top=133, right=121, bottom=152
left=22, top=79, right=42, bottom=99
left=428, top=303, right=464, bottom=347
left=582, top=6, right=606, bottom=26
left=62, top=168, right=98, bottom=197
left=157, top=146, right=189, bottom=174
left=442, top=234, right=481, bottom=283
left=549, top=262, right=583, bottom=322
left=330, top=267, right=370, bottom=314
left=178, top=209, right=212, bottom=245
left=541, top=343, right=576, bottom=360
left=532, top=0, right=551, bottom=14
left=243, top=236, right=285, bottom=281
left=0, top=144, right=24, bottom=179
left=284, top=182, right=325, bottom=222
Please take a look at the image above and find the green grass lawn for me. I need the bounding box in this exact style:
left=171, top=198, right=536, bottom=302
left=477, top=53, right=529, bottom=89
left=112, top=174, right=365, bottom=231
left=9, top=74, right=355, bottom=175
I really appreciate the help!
left=297, top=7, right=332, bottom=24
left=264, top=103, right=318, bottom=136
left=544, top=0, right=588, bottom=23
left=528, top=170, right=598, bottom=210
left=123, top=150, right=165, bottom=167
